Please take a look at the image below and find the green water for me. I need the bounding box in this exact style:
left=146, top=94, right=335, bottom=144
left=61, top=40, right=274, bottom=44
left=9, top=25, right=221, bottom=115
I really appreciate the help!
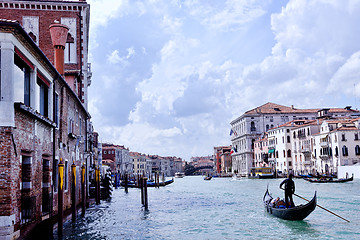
left=55, top=176, right=360, bottom=239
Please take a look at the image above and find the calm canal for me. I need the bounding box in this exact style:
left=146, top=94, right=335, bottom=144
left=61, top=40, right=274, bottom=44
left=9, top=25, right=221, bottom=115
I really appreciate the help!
left=53, top=176, right=359, bottom=239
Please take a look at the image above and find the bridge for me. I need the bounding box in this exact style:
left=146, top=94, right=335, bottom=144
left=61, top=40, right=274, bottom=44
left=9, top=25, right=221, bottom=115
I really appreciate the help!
left=184, top=165, right=214, bottom=176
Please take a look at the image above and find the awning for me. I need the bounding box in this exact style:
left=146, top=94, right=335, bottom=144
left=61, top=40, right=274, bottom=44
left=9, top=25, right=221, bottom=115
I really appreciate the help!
left=268, top=149, right=275, bottom=153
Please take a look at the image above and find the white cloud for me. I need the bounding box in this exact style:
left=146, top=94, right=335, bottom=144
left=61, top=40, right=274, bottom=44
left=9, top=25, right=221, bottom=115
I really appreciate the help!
left=88, top=0, right=360, bottom=160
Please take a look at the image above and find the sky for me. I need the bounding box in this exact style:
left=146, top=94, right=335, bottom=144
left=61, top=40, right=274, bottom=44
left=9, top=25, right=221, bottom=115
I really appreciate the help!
left=86, top=0, right=360, bottom=161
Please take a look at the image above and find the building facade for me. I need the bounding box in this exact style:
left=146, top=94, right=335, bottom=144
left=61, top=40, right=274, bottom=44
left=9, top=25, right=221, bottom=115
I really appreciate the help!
left=230, top=102, right=358, bottom=177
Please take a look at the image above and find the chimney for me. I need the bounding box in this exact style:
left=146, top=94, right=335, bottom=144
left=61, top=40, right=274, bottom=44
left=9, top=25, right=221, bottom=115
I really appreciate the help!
left=49, top=23, right=69, bottom=75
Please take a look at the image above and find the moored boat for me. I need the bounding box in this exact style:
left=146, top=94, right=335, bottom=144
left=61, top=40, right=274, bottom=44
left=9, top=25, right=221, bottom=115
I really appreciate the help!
left=121, top=178, right=174, bottom=188
left=204, top=176, right=212, bottom=180
left=304, top=175, right=353, bottom=183
left=175, top=172, right=185, bottom=178
left=263, top=188, right=316, bottom=220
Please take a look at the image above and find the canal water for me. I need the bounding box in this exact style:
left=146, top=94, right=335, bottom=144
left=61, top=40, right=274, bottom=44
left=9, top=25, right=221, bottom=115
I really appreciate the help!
left=54, top=176, right=359, bottom=239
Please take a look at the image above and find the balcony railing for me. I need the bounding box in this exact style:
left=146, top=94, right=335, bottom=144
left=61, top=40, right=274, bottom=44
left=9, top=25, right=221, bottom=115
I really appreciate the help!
left=320, top=141, right=329, bottom=147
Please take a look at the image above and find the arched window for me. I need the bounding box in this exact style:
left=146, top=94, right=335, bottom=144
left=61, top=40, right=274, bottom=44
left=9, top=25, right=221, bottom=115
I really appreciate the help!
left=251, top=121, right=256, bottom=131
left=335, top=146, right=338, bottom=156
left=287, top=149, right=291, bottom=158
left=287, top=136, right=290, bottom=143
left=293, top=132, right=296, bottom=138
left=276, top=151, right=279, bottom=158
left=355, top=145, right=360, bottom=155
left=342, top=145, right=348, bottom=156
left=266, top=124, right=269, bottom=132
left=283, top=150, right=286, bottom=158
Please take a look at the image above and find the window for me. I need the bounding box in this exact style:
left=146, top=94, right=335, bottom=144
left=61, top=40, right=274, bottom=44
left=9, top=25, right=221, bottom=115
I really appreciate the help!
left=342, top=146, right=348, bottom=156
left=287, top=136, right=291, bottom=143
left=287, top=149, right=291, bottom=158
left=355, top=145, right=360, bottom=155
left=21, top=155, right=32, bottom=189
left=37, top=78, right=48, bottom=116
left=355, top=133, right=359, bottom=141
left=283, top=150, right=286, bottom=158
left=14, top=55, right=31, bottom=106
left=64, top=33, right=76, bottom=63
left=335, top=146, right=338, bottom=156
left=42, top=159, right=51, bottom=215
left=342, top=134, right=346, bottom=141
left=250, top=121, right=256, bottom=132
left=266, top=125, right=269, bottom=132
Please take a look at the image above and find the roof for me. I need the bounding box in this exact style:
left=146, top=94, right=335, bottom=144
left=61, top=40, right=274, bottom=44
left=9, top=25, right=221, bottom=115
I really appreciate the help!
left=244, top=102, right=318, bottom=115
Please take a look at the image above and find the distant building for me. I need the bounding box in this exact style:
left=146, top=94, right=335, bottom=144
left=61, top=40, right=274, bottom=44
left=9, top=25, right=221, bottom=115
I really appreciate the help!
left=214, top=146, right=231, bottom=173
left=230, top=102, right=359, bottom=177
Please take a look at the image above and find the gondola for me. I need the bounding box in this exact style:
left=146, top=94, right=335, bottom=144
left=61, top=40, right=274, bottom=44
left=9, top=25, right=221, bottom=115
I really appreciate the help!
left=121, top=178, right=174, bottom=188
left=304, top=176, right=353, bottom=183
left=263, top=188, right=316, bottom=220
left=204, top=176, right=212, bottom=180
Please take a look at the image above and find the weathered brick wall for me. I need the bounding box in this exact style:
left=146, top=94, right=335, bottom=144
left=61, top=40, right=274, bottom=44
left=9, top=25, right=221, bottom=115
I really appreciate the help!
left=0, top=127, right=15, bottom=217
left=13, top=110, right=53, bottom=225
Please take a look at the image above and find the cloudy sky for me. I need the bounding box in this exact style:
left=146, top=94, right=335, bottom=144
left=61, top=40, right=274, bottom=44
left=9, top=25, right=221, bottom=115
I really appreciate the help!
left=86, top=0, right=360, bottom=161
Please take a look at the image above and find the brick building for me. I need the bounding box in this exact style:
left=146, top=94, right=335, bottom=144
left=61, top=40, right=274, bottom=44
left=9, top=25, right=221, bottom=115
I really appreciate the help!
left=0, top=0, right=94, bottom=238
left=0, top=0, right=92, bottom=109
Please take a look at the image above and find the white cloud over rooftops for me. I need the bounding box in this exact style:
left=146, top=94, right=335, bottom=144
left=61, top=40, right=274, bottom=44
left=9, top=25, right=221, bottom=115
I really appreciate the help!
left=88, top=0, right=360, bottom=160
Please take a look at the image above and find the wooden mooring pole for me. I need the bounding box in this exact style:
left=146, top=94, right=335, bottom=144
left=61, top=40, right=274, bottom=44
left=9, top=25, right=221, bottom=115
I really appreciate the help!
left=95, top=166, right=100, bottom=204
left=143, top=177, right=148, bottom=210
left=71, top=162, right=76, bottom=222
left=58, top=159, right=64, bottom=237
left=140, top=176, right=144, bottom=205
left=81, top=164, right=86, bottom=216
left=124, top=173, right=128, bottom=193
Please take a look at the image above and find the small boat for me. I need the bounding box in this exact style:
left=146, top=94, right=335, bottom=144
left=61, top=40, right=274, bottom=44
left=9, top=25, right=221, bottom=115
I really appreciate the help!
left=263, top=188, right=316, bottom=220
left=304, top=175, right=353, bottom=183
left=121, top=178, right=174, bottom=188
left=204, top=176, right=212, bottom=180
left=175, top=172, right=185, bottom=178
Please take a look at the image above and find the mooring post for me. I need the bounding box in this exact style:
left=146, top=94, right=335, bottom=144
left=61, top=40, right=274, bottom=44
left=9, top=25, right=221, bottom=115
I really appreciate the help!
left=162, top=172, right=165, bottom=183
left=156, top=172, right=160, bottom=188
left=115, top=173, right=118, bottom=189
left=81, top=163, right=86, bottom=216
left=144, top=177, right=148, bottom=210
left=140, top=175, right=144, bottom=205
left=95, top=166, right=100, bottom=204
left=58, top=159, right=64, bottom=237
left=71, top=161, right=76, bottom=222
left=125, top=173, right=128, bottom=193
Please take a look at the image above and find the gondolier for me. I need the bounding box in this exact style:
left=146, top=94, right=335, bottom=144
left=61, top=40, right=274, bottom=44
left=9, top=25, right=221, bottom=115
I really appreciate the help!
left=280, top=173, right=295, bottom=208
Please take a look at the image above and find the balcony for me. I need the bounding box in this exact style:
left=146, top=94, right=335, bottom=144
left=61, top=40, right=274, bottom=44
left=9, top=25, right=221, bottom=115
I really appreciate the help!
left=304, top=160, right=312, bottom=165
left=319, top=154, right=330, bottom=160
left=320, top=141, right=329, bottom=147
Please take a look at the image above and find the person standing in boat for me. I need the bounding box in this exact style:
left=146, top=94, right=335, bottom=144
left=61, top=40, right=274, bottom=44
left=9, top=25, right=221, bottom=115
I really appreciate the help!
left=280, top=173, right=295, bottom=208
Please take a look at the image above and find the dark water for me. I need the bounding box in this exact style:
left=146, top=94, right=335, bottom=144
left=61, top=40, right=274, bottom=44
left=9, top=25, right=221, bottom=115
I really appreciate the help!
left=54, top=176, right=360, bottom=239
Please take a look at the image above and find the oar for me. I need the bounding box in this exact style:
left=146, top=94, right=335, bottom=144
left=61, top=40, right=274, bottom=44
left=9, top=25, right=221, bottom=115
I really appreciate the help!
left=281, top=188, right=350, bottom=222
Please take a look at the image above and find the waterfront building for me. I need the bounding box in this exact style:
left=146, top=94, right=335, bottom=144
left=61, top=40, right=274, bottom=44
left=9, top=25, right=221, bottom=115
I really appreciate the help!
left=214, top=146, right=231, bottom=173
left=312, top=119, right=360, bottom=175
left=171, top=157, right=185, bottom=175
left=253, top=135, right=269, bottom=168
left=101, top=143, right=131, bottom=175
left=130, top=152, right=147, bottom=175
left=0, top=18, right=92, bottom=238
left=290, top=120, right=320, bottom=175
left=230, top=102, right=359, bottom=177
